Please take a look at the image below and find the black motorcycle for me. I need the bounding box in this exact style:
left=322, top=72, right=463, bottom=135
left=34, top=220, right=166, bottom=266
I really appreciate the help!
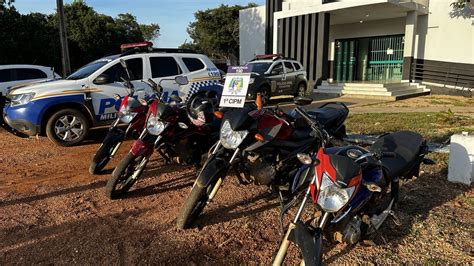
left=176, top=96, right=349, bottom=229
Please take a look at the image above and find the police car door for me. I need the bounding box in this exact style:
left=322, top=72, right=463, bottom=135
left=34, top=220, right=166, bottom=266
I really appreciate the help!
left=89, top=57, right=148, bottom=123
left=148, top=56, right=181, bottom=102
left=283, top=61, right=296, bottom=94
left=268, top=62, right=285, bottom=95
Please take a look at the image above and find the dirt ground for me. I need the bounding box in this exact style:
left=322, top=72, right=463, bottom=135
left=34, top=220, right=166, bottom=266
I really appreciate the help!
left=0, top=125, right=473, bottom=264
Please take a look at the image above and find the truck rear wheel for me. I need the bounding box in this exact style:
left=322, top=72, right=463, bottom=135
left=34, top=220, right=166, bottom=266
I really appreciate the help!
left=46, top=108, right=89, bottom=147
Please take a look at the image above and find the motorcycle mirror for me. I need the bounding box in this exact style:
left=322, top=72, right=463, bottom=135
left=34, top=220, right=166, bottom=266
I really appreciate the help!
left=178, top=122, right=188, bottom=129
left=175, top=76, right=189, bottom=86
left=297, top=153, right=312, bottom=165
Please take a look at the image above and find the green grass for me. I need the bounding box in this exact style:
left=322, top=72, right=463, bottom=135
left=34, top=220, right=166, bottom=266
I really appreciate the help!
left=429, top=97, right=474, bottom=107
left=346, top=111, right=474, bottom=143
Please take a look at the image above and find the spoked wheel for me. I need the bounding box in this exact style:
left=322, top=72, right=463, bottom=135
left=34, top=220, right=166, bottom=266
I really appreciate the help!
left=105, top=152, right=149, bottom=199
left=176, top=178, right=220, bottom=229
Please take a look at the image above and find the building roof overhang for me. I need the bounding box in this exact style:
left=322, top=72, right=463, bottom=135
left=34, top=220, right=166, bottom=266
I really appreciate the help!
left=274, top=0, right=429, bottom=25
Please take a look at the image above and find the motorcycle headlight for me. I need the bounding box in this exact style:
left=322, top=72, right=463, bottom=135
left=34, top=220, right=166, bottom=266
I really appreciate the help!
left=220, top=120, right=248, bottom=149
left=10, top=93, right=35, bottom=106
left=146, top=116, right=166, bottom=135
left=118, top=105, right=137, bottom=124
left=317, top=173, right=355, bottom=213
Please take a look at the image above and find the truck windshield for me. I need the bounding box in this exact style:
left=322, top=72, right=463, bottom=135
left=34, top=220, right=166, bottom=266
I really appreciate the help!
left=67, top=61, right=109, bottom=80
left=66, top=56, right=118, bottom=80
left=247, top=62, right=271, bottom=74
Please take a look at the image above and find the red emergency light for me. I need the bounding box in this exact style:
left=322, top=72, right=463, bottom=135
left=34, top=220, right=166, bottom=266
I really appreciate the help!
left=255, top=54, right=283, bottom=59
left=120, top=41, right=153, bottom=50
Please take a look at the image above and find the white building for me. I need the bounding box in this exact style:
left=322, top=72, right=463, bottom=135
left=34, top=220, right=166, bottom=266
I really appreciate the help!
left=240, top=0, right=473, bottom=97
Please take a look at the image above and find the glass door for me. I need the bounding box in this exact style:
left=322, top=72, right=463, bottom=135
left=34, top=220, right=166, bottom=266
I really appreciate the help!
left=334, top=39, right=358, bottom=83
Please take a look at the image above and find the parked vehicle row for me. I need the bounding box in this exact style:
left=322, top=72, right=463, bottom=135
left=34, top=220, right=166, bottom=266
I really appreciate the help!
left=1, top=50, right=434, bottom=264
left=1, top=42, right=223, bottom=146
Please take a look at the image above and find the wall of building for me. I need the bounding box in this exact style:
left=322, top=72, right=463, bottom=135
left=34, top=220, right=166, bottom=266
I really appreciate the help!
left=239, top=6, right=267, bottom=65
left=415, top=0, right=473, bottom=65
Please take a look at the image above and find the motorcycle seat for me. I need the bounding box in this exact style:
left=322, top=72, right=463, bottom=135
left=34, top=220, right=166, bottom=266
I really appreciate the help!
left=370, top=131, right=424, bottom=178
left=307, top=107, right=347, bottom=130
left=288, top=106, right=348, bottom=130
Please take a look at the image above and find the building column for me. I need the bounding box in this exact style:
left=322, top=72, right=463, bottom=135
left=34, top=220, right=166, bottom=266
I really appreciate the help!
left=265, top=0, right=283, bottom=54
left=315, top=12, right=330, bottom=86
left=403, top=11, right=418, bottom=82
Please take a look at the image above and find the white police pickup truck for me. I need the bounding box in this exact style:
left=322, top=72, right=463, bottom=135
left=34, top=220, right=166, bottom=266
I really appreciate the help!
left=2, top=42, right=222, bottom=146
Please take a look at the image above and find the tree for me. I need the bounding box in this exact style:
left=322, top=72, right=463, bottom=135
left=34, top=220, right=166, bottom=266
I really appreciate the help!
left=0, top=1, right=160, bottom=73
left=139, top=24, right=160, bottom=41
left=451, top=0, right=471, bottom=9
left=181, top=3, right=257, bottom=59
left=450, top=0, right=472, bottom=18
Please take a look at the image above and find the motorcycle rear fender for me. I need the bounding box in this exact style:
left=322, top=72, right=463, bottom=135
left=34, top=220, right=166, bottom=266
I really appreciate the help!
left=130, top=138, right=153, bottom=157
left=288, top=221, right=323, bottom=266
left=196, top=157, right=230, bottom=188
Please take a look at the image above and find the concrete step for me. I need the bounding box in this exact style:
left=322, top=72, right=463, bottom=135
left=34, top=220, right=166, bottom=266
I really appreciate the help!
left=315, top=82, right=430, bottom=100
left=342, top=86, right=415, bottom=93
left=337, top=82, right=410, bottom=89
left=342, top=86, right=424, bottom=96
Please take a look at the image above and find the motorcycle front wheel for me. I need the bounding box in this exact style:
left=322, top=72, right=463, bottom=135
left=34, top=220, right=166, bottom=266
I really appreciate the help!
left=105, top=152, right=148, bottom=199
left=176, top=178, right=220, bottom=229
left=89, top=140, right=121, bottom=175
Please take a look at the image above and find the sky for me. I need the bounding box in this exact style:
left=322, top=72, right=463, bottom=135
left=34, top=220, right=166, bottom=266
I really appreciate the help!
left=14, top=0, right=265, bottom=47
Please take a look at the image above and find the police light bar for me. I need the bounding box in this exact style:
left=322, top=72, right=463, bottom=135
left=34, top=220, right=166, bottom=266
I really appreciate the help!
left=255, top=54, right=283, bottom=59
left=120, top=41, right=153, bottom=50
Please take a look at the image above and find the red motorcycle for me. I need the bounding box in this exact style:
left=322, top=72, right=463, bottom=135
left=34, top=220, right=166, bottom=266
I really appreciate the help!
left=105, top=79, right=221, bottom=199
left=176, top=96, right=349, bottom=229
left=89, top=59, right=159, bottom=174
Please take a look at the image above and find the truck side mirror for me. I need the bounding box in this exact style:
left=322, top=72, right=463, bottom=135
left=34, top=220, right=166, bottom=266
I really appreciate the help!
left=175, top=76, right=189, bottom=85
left=93, top=74, right=111, bottom=85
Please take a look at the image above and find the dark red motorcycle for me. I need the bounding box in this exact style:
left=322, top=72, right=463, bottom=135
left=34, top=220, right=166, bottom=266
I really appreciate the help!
left=176, top=96, right=349, bottom=229
left=105, top=79, right=222, bottom=199
left=89, top=60, right=159, bottom=174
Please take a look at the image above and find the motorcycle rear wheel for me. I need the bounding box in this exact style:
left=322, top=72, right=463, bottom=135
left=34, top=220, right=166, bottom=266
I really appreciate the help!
left=176, top=179, right=219, bottom=229
left=105, top=152, right=148, bottom=199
